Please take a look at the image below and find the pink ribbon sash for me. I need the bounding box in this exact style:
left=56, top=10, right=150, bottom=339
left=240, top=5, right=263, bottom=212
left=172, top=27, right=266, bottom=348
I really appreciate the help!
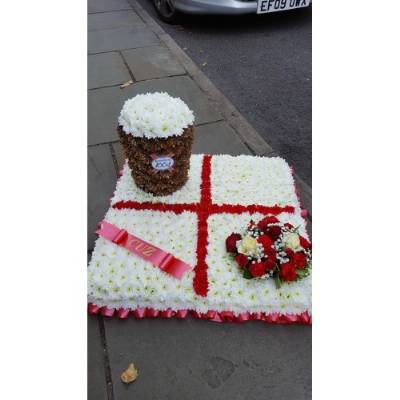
left=96, top=221, right=191, bottom=280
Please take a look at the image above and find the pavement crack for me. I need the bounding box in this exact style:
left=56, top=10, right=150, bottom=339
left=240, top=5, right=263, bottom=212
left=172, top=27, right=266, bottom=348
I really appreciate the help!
left=118, top=50, right=136, bottom=82
left=108, top=143, right=121, bottom=178
left=97, top=315, right=115, bottom=400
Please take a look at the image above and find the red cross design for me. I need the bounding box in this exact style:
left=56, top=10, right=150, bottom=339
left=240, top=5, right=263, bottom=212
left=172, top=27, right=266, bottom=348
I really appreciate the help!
left=112, top=155, right=295, bottom=297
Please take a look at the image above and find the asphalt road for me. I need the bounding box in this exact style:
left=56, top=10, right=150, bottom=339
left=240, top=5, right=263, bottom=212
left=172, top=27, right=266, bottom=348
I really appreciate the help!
left=137, top=0, right=312, bottom=187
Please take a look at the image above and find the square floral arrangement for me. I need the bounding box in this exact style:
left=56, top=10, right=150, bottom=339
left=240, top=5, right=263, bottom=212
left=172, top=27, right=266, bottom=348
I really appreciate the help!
left=88, top=154, right=311, bottom=324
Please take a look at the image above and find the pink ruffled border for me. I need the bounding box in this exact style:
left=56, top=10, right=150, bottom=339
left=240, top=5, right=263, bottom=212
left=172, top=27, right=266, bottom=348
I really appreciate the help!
left=88, top=303, right=311, bottom=325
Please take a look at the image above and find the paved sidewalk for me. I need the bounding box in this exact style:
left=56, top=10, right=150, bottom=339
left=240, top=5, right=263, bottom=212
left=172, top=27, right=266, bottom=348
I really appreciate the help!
left=88, top=1, right=311, bottom=399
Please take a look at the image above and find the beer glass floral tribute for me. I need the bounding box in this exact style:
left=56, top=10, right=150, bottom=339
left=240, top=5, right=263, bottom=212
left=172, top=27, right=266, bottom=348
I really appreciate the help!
left=118, top=92, right=195, bottom=196
left=226, top=215, right=312, bottom=288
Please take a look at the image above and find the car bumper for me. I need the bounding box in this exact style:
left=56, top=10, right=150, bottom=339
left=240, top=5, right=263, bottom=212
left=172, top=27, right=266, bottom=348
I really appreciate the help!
left=172, top=0, right=258, bottom=15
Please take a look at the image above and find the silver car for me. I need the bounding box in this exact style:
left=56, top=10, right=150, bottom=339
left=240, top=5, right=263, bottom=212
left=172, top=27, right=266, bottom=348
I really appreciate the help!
left=153, top=0, right=311, bottom=23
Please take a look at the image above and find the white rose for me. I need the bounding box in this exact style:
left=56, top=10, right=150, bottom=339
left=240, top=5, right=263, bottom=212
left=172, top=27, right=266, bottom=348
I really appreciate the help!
left=238, top=235, right=258, bottom=255
left=285, top=232, right=300, bottom=250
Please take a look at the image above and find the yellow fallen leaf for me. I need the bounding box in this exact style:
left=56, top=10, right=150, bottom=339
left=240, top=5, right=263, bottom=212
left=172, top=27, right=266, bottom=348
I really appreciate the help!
left=121, top=363, right=138, bottom=384
left=120, top=80, right=133, bottom=89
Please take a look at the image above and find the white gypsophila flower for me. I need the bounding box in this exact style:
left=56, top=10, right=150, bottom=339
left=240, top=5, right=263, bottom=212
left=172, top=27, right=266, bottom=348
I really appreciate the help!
left=118, top=92, right=194, bottom=139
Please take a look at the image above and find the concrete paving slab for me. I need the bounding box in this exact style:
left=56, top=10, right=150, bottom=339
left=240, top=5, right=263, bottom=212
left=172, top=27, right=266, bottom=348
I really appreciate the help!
left=122, top=46, right=186, bottom=81
left=104, top=317, right=311, bottom=400
left=88, top=25, right=159, bottom=54
left=88, top=52, right=131, bottom=89
left=193, top=121, right=251, bottom=155
left=88, top=144, right=118, bottom=250
left=88, top=10, right=144, bottom=31
left=88, top=87, right=127, bottom=145
left=124, top=75, right=222, bottom=125
left=87, top=316, right=108, bottom=400
left=112, top=141, right=125, bottom=171
left=89, top=77, right=222, bottom=145
left=88, top=0, right=132, bottom=13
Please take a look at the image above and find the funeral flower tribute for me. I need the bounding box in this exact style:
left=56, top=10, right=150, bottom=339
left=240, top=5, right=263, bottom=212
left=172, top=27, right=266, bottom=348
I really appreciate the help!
left=118, top=92, right=195, bottom=196
left=88, top=88, right=312, bottom=324
left=226, top=215, right=312, bottom=288
left=88, top=154, right=312, bottom=323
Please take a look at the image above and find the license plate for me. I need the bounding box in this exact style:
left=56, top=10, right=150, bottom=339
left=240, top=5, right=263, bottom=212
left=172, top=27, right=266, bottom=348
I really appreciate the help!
left=257, top=0, right=310, bottom=14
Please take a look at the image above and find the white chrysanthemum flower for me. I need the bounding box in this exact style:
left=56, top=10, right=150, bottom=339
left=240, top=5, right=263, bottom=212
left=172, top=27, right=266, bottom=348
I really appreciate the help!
left=118, top=92, right=194, bottom=139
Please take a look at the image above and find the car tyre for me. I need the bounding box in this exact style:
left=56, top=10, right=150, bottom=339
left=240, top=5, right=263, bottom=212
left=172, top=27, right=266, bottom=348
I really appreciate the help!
left=153, top=0, right=182, bottom=24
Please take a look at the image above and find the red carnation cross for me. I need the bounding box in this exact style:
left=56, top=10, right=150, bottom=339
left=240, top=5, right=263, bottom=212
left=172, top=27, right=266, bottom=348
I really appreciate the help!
left=112, top=155, right=295, bottom=297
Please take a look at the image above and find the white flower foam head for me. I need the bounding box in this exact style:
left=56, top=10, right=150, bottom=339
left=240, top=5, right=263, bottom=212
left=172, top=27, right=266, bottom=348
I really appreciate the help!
left=118, top=92, right=195, bottom=139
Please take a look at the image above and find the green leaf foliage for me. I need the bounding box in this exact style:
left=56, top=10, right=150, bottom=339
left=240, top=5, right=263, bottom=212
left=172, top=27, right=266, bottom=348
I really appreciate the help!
left=242, top=268, right=253, bottom=279
left=274, top=275, right=282, bottom=289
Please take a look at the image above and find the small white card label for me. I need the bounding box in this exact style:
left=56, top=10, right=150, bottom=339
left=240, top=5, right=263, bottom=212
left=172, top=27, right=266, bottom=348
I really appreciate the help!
left=151, top=155, right=174, bottom=171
